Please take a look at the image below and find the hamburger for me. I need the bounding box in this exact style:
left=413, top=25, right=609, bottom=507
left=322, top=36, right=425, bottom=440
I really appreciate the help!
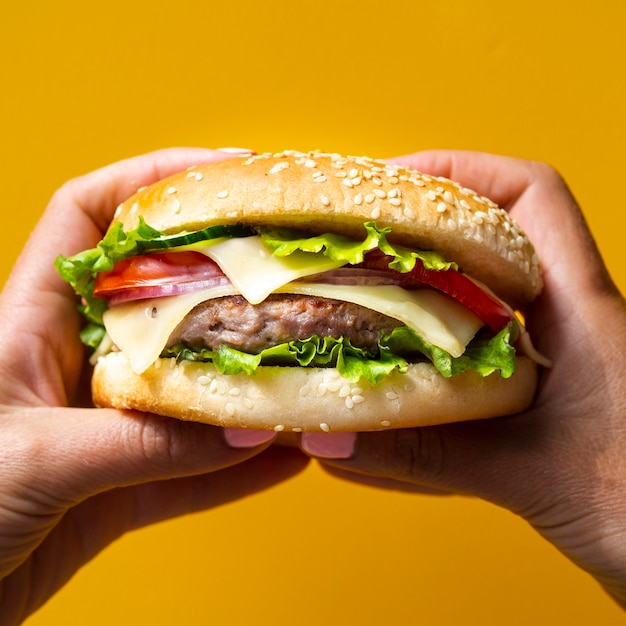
left=56, top=150, right=548, bottom=432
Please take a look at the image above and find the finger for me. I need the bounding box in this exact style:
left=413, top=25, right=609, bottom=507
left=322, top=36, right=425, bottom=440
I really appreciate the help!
left=3, top=446, right=308, bottom=622
left=0, top=407, right=282, bottom=574
left=319, top=463, right=454, bottom=495
left=388, top=150, right=533, bottom=209
left=303, top=415, right=555, bottom=516
left=388, top=150, right=611, bottom=294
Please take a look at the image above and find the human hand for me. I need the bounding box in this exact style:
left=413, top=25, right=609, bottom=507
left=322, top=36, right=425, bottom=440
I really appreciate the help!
left=301, top=150, right=626, bottom=608
left=0, top=148, right=308, bottom=625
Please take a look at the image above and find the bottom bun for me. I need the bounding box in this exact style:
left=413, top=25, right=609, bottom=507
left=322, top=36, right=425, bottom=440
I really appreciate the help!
left=92, top=352, right=538, bottom=432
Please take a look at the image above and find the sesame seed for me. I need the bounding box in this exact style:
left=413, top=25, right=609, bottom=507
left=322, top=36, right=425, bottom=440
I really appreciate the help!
left=334, top=171, right=347, bottom=177
left=342, top=178, right=353, bottom=188
left=460, top=199, right=471, bottom=210
left=198, top=376, right=211, bottom=386
left=380, top=420, right=392, bottom=427
left=436, top=202, right=447, bottom=213
left=388, top=176, right=399, bottom=184
left=371, top=207, right=381, bottom=219
left=229, top=387, right=241, bottom=396
left=443, top=190, right=454, bottom=204
left=352, top=395, right=365, bottom=404
left=226, top=402, right=236, bottom=416
left=388, top=188, right=399, bottom=198
left=373, top=188, right=386, bottom=198
left=292, top=427, right=303, bottom=433
left=217, top=190, right=229, bottom=199
left=320, top=195, right=330, bottom=207
left=354, top=193, right=363, bottom=205
left=320, top=423, right=330, bottom=432
left=385, top=391, right=399, bottom=400
left=388, top=197, right=402, bottom=206
left=317, top=383, right=327, bottom=395
left=274, top=424, right=285, bottom=432
left=365, top=193, right=376, bottom=204
left=339, top=385, right=351, bottom=398
left=349, top=168, right=359, bottom=178
left=269, top=162, right=289, bottom=174
left=326, top=379, right=342, bottom=393
left=244, top=398, right=254, bottom=409
left=313, top=175, right=327, bottom=183
left=426, top=190, right=437, bottom=201
left=167, top=186, right=177, bottom=195
left=351, top=176, right=361, bottom=186
left=304, top=158, right=317, bottom=168
left=345, top=397, right=354, bottom=409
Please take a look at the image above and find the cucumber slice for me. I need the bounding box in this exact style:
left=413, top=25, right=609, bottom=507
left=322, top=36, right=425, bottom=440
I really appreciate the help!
left=135, top=224, right=255, bottom=254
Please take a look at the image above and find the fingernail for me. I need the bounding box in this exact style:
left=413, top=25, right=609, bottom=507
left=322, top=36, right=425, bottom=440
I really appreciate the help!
left=301, top=432, right=356, bottom=459
left=223, top=427, right=276, bottom=448
left=215, top=147, right=256, bottom=154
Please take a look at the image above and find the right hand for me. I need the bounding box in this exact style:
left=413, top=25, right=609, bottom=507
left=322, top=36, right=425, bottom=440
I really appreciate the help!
left=302, top=150, right=626, bottom=608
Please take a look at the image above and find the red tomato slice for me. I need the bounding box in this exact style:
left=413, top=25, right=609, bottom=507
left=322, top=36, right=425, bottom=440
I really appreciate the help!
left=360, top=250, right=514, bottom=333
left=93, top=252, right=226, bottom=299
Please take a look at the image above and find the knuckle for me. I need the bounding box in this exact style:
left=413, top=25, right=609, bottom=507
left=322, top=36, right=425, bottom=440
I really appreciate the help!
left=121, top=413, right=191, bottom=472
left=384, top=427, right=448, bottom=485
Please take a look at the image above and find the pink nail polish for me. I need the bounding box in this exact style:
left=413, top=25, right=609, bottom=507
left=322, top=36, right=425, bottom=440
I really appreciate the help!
left=301, top=432, right=356, bottom=459
left=223, top=428, right=276, bottom=448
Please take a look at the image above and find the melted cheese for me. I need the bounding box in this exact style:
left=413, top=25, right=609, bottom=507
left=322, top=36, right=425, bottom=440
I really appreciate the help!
left=103, top=285, right=238, bottom=374
left=187, top=237, right=345, bottom=304
left=103, top=282, right=482, bottom=374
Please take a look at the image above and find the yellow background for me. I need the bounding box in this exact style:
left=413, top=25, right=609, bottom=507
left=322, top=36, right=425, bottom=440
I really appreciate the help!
left=2, top=0, right=624, bottom=623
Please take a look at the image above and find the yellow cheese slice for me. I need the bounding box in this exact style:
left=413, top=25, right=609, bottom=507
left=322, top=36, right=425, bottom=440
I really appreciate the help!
left=187, top=236, right=345, bottom=304
left=103, top=285, right=238, bottom=374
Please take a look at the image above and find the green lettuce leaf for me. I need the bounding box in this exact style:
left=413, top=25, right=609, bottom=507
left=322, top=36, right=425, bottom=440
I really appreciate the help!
left=258, top=222, right=456, bottom=272
left=162, top=325, right=516, bottom=385
left=163, top=335, right=409, bottom=385
left=55, top=217, right=163, bottom=325
left=382, top=324, right=517, bottom=378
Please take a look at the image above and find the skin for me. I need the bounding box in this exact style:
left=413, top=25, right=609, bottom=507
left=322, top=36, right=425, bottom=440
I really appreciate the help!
left=301, top=151, right=626, bottom=609
left=0, top=148, right=307, bottom=625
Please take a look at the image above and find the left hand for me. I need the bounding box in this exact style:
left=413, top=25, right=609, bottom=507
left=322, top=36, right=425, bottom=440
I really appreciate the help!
left=0, top=148, right=308, bottom=625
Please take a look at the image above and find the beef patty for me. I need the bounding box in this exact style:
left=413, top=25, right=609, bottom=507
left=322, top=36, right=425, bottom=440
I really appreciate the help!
left=166, top=294, right=402, bottom=354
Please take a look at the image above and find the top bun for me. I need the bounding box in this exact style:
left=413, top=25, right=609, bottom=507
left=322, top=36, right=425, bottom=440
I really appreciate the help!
left=112, top=150, right=541, bottom=307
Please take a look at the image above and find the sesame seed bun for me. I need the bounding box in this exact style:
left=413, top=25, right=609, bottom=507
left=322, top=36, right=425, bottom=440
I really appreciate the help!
left=93, top=352, right=538, bottom=432
left=113, top=150, right=541, bottom=308
left=94, top=150, right=543, bottom=431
